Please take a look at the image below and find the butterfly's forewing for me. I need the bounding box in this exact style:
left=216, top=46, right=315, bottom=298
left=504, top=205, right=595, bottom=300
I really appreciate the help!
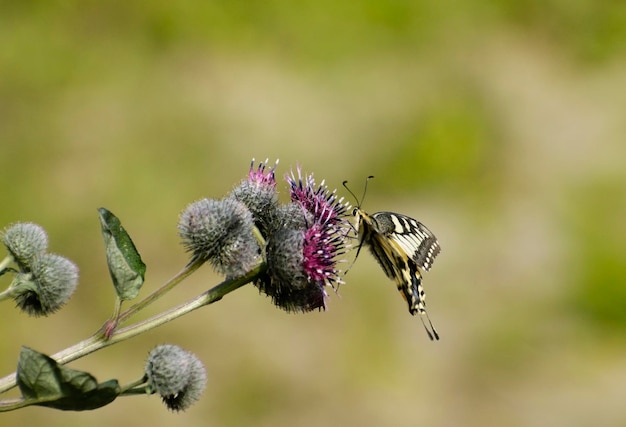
left=372, top=212, right=441, bottom=272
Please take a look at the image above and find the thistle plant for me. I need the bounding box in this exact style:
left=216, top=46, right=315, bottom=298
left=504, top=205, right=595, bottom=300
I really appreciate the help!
left=0, top=159, right=351, bottom=412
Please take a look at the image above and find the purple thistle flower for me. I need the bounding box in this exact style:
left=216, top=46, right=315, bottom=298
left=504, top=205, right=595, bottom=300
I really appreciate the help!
left=286, top=167, right=349, bottom=226
left=258, top=167, right=350, bottom=312
left=247, top=158, right=278, bottom=187
left=288, top=167, right=350, bottom=290
left=262, top=227, right=327, bottom=312
left=301, top=218, right=346, bottom=291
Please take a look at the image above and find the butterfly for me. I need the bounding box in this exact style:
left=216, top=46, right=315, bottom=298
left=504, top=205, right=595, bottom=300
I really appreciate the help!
left=344, top=178, right=441, bottom=340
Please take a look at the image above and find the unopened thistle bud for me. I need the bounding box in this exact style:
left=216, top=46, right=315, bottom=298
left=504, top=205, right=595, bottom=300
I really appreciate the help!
left=178, top=197, right=260, bottom=277
left=145, top=345, right=207, bottom=412
left=1, top=222, right=49, bottom=271
left=9, top=253, right=79, bottom=316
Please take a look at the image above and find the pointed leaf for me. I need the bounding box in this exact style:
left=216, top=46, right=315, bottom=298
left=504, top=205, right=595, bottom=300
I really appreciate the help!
left=98, top=208, right=146, bottom=300
left=17, top=346, right=63, bottom=399
left=16, top=347, right=121, bottom=411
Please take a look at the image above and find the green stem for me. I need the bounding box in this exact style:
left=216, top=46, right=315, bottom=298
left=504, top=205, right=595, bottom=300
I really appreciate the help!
left=0, top=397, right=32, bottom=411
left=113, top=257, right=206, bottom=328
left=0, top=255, right=13, bottom=273
left=118, top=375, right=149, bottom=396
left=0, top=261, right=266, bottom=396
left=0, top=288, right=12, bottom=302
left=119, top=385, right=151, bottom=396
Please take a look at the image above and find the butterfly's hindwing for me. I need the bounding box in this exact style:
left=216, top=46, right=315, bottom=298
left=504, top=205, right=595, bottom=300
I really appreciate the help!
left=355, top=209, right=441, bottom=340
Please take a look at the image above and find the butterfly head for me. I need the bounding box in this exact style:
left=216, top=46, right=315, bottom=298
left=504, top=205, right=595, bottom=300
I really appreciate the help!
left=350, top=206, right=365, bottom=225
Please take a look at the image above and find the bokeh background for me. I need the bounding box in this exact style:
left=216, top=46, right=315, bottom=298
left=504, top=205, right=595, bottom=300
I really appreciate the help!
left=2, top=1, right=626, bottom=426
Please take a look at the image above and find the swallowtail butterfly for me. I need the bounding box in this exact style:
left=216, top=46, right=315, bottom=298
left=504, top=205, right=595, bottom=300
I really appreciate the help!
left=344, top=178, right=441, bottom=340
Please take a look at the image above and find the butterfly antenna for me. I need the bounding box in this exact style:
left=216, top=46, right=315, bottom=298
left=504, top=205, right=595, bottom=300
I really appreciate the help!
left=342, top=175, right=374, bottom=208
left=342, top=180, right=359, bottom=207
left=361, top=175, right=374, bottom=207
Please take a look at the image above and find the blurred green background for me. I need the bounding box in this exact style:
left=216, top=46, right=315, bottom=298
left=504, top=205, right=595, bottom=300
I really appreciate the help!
left=1, top=1, right=626, bottom=426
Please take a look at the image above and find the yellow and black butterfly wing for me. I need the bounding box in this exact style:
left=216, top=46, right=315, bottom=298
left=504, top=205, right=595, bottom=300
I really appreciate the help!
left=356, top=209, right=441, bottom=340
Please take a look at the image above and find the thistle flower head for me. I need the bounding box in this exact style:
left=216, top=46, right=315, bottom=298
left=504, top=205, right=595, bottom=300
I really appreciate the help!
left=261, top=227, right=326, bottom=312
left=247, top=158, right=278, bottom=187
left=10, top=253, right=79, bottom=316
left=287, top=167, right=350, bottom=289
left=301, top=221, right=347, bottom=290
left=145, top=345, right=207, bottom=412
left=1, top=222, right=49, bottom=271
left=230, top=159, right=279, bottom=235
left=286, top=167, right=350, bottom=225
left=257, top=167, right=350, bottom=313
left=178, top=197, right=259, bottom=277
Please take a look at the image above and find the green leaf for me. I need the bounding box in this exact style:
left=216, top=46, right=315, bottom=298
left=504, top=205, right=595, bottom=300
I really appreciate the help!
left=98, top=208, right=146, bottom=301
left=17, top=346, right=63, bottom=399
left=16, top=347, right=121, bottom=411
left=39, top=379, right=121, bottom=411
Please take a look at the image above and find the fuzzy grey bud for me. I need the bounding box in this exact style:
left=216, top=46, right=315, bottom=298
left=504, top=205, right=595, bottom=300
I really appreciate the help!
left=178, top=197, right=260, bottom=277
left=145, top=345, right=207, bottom=411
left=1, top=222, right=48, bottom=271
left=10, top=253, right=79, bottom=316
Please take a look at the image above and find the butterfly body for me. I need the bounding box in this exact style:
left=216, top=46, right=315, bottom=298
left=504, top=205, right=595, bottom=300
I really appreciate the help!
left=353, top=208, right=441, bottom=340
